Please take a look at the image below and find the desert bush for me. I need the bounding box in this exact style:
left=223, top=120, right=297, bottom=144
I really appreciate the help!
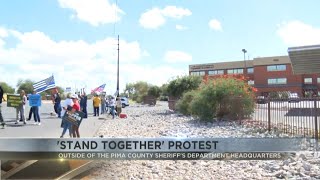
left=176, top=75, right=256, bottom=121
left=176, top=90, right=197, bottom=115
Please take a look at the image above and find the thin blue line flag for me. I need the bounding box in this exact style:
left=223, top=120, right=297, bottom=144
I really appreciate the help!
left=33, top=75, right=56, bottom=93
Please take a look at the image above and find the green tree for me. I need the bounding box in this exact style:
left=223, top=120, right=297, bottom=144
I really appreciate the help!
left=167, top=75, right=202, bottom=98
left=147, top=85, right=161, bottom=98
left=124, top=81, right=152, bottom=103
left=160, top=83, right=168, bottom=96
left=159, top=83, right=169, bottom=101
left=133, top=81, right=149, bottom=103
left=16, top=79, right=35, bottom=94
left=0, top=82, right=15, bottom=94
left=124, top=83, right=135, bottom=98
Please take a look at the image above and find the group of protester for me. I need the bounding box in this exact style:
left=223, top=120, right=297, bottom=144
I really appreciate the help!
left=0, top=84, right=123, bottom=138
left=92, top=94, right=122, bottom=119
left=51, top=89, right=88, bottom=138
left=59, top=93, right=80, bottom=138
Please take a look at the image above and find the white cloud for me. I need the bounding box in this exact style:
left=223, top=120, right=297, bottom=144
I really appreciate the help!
left=277, top=20, right=320, bottom=46
left=139, top=6, right=192, bottom=29
left=58, top=0, right=125, bottom=26
left=175, top=24, right=188, bottom=30
left=0, top=29, right=144, bottom=65
left=0, top=27, right=8, bottom=47
left=0, top=27, right=8, bottom=38
left=209, top=19, right=222, bottom=31
left=164, top=50, right=192, bottom=63
left=0, top=27, right=187, bottom=94
left=139, top=8, right=166, bottom=29
left=161, top=6, right=192, bottom=19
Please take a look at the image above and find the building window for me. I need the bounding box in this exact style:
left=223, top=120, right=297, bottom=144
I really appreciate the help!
left=191, top=71, right=205, bottom=76
left=248, top=80, right=254, bottom=85
left=227, top=68, right=243, bottom=74
left=267, top=65, right=286, bottom=71
left=304, top=78, right=312, bottom=84
left=208, top=70, right=224, bottom=75
left=317, top=78, right=320, bottom=83
left=247, top=68, right=254, bottom=74
left=268, top=78, right=287, bottom=85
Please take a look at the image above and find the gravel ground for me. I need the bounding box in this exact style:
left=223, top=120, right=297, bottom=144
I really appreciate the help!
left=87, top=101, right=320, bottom=180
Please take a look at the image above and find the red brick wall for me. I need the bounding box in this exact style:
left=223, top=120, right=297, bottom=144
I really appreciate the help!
left=189, top=63, right=320, bottom=97
left=253, top=64, right=304, bottom=96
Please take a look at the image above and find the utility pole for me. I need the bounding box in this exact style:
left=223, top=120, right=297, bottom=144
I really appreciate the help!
left=117, top=35, right=120, bottom=97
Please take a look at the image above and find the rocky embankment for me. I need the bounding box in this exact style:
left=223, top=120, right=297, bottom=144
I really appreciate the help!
left=87, top=102, right=320, bottom=180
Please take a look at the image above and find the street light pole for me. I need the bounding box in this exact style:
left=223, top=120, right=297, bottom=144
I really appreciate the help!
left=242, top=49, right=247, bottom=74
left=117, top=35, right=120, bottom=97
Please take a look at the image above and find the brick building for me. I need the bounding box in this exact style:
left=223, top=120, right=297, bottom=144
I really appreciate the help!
left=189, top=55, right=320, bottom=97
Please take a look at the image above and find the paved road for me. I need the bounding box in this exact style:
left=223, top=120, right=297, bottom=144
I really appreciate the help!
left=253, top=101, right=320, bottom=136
left=0, top=100, right=106, bottom=138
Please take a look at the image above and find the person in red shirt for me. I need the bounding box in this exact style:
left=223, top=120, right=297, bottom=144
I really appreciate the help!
left=70, top=94, right=81, bottom=138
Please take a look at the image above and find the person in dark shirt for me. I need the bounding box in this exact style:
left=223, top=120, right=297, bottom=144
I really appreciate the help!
left=52, top=88, right=62, bottom=118
left=80, top=92, right=88, bottom=118
left=0, top=85, right=5, bottom=126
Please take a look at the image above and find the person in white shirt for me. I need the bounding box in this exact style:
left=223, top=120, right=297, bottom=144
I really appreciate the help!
left=60, top=93, right=74, bottom=138
left=109, top=96, right=116, bottom=119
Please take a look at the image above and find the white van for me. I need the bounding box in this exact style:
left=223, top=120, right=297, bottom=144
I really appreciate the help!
left=288, top=93, right=299, bottom=103
left=120, top=97, right=129, bottom=108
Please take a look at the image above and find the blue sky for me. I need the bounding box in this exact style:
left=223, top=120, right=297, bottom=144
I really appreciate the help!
left=0, top=0, right=320, bottom=94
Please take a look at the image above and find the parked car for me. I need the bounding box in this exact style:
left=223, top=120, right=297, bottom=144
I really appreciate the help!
left=288, top=93, right=299, bottom=103
left=256, top=96, right=267, bottom=104
left=121, top=97, right=129, bottom=108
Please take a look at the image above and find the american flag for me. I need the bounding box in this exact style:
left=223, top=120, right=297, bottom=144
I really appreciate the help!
left=33, top=76, right=56, bottom=93
left=91, top=84, right=106, bottom=94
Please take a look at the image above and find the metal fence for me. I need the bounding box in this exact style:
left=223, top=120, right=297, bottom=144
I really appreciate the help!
left=251, top=97, right=320, bottom=140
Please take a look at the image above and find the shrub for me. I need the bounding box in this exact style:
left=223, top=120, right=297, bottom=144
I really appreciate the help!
left=189, top=88, right=217, bottom=120
left=177, top=75, right=256, bottom=121
left=176, top=90, right=197, bottom=115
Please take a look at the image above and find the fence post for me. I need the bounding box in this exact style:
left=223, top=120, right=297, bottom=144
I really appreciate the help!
left=268, top=99, right=271, bottom=132
left=314, top=99, right=319, bottom=140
